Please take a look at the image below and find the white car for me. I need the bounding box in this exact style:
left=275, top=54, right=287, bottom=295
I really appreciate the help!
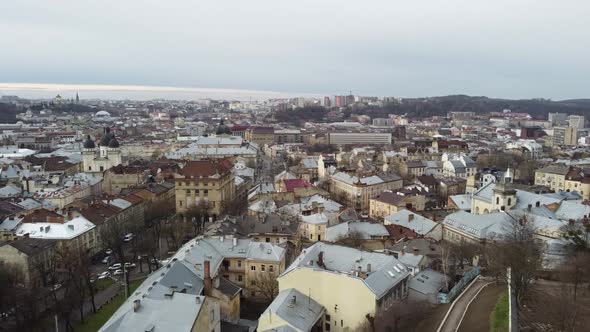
left=102, top=256, right=111, bottom=264
left=108, top=263, right=122, bottom=271
left=124, top=262, right=136, bottom=269
left=52, top=284, right=62, bottom=291
left=113, top=269, right=124, bottom=276
left=105, top=249, right=113, bottom=255
left=98, top=271, right=110, bottom=280
left=123, top=233, right=135, bottom=242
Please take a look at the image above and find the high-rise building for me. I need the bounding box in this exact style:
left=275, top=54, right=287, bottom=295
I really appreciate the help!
left=323, top=96, right=331, bottom=107
left=553, top=127, right=578, bottom=146
left=548, top=112, right=568, bottom=126
left=568, top=115, right=585, bottom=129
left=334, top=95, right=343, bottom=107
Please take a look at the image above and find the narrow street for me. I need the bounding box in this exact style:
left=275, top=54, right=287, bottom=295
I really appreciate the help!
left=437, top=277, right=493, bottom=332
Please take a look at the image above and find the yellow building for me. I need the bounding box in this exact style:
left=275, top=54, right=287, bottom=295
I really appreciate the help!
left=259, top=243, right=410, bottom=332
left=534, top=165, right=570, bottom=192
left=14, top=215, right=98, bottom=255
left=175, top=159, right=235, bottom=216
left=369, top=191, right=426, bottom=220
left=245, top=127, right=275, bottom=146
left=299, top=213, right=329, bottom=242
left=330, top=172, right=403, bottom=212
left=0, top=237, right=57, bottom=287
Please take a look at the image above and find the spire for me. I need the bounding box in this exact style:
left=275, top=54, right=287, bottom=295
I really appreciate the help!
left=76, top=93, right=79, bottom=104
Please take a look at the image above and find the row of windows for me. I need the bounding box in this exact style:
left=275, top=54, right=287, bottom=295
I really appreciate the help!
left=250, top=264, right=274, bottom=272
left=186, top=189, right=209, bottom=195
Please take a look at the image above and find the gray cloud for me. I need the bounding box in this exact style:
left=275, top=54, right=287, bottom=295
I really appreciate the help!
left=1, top=0, right=589, bottom=99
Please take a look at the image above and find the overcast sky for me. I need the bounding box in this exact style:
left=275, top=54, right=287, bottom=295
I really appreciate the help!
left=1, top=0, right=589, bottom=99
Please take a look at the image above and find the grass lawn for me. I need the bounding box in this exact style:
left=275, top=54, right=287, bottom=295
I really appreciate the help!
left=94, top=278, right=114, bottom=292
left=76, top=278, right=145, bottom=332
left=490, top=291, right=509, bottom=332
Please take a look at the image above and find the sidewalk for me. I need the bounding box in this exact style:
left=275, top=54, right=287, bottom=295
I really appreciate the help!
left=438, top=278, right=491, bottom=332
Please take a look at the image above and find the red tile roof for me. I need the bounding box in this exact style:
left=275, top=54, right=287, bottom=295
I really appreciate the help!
left=178, top=159, right=233, bottom=178
left=283, top=179, right=313, bottom=192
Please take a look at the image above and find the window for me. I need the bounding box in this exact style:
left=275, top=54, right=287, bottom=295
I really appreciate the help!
left=265, top=237, right=270, bottom=242
left=237, top=275, right=243, bottom=282
left=237, top=260, right=242, bottom=267
left=250, top=266, right=256, bottom=271
left=251, top=280, right=256, bottom=286
left=325, top=322, right=331, bottom=331
left=186, top=189, right=191, bottom=194
left=496, top=197, right=499, bottom=205
left=508, top=198, right=512, bottom=206
left=341, top=320, right=343, bottom=327
left=88, top=166, right=91, bottom=171
left=261, top=265, right=265, bottom=272
left=223, top=274, right=229, bottom=279
left=204, top=190, right=208, bottom=196
left=325, top=314, right=331, bottom=321
left=179, top=201, right=183, bottom=207
left=100, top=166, right=104, bottom=172
left=269, top=265, right=274, bottom=273
left=196, top=189, right=200, bottom=194
left=204, top=182, right=208, bottom=186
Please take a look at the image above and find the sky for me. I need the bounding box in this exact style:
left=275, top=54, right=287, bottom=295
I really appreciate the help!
left=1, top=0, right=589, bottom=100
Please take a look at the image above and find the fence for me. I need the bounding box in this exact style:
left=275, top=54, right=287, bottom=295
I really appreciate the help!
left=437, top=266, right=481, bottom=304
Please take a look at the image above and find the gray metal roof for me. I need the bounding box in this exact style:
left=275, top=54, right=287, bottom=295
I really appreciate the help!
left=408, top=269, right=447, bottom=295
left=259, top=288, right=324, bottom=332
left=384, top=210, right=437, bottom=236
left=282, top=242, right=409, bottom=299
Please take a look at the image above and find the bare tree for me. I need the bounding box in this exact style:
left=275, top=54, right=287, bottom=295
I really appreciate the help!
left=185, top=199, right=211, bottom=236
left=251, top=271, right=279, bottom=302
left=485, top=215, right=543, bottom=308
left=359, top=299, right=435, bottom=332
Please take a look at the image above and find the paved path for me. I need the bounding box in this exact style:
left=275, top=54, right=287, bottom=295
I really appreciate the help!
left=437, top=277, right=491, bottom=332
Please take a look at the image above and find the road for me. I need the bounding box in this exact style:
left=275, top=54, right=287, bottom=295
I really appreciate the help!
left=437, top=277, right=492, bottom=332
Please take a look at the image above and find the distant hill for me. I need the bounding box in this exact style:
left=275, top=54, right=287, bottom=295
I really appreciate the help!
left=357, top=95, right=590, bottom=120
left=0, top=103, right=18, bottom=123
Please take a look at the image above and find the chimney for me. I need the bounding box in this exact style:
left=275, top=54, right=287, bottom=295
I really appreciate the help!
left=290, top=295, right=297, bottom=305
left=535, top=201, right=540, bottom=207
left=204, top=260, right=212, bottom=296
left=401, top=245, right=406, bottom=255
left=408, top=213, right=414, bottom=222
left=232, top=237, right=237, bottom=247
left=413, top=248, right=419, bottom=255
left=67, top=210, right=73, bottom=220
left=527, top=204, right=532, bottom=212
left=367, top=263, right=371, bottom=273
left=133, top=299, right=141, bottom=312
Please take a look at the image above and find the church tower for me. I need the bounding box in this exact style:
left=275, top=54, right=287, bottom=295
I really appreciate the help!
left=493, top=169, right=517, bottom=211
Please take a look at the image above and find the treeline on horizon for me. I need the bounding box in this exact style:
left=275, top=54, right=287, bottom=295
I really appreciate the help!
left=275, top=95, right=590, bottom=124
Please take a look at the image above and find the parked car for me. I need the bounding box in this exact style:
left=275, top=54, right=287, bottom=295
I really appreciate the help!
left=105, top=249, right=113, bottom=255
left=89, top=275, right=98, bottom=283
left=98, top=271, right=110, bottom=280
left=102, top=256, right=111, bottom=264
left=51, top=284, right=62, bottom=291
left=123, top=233, right=135, bottom=242
left=108, top=263, right=122, bottom=271
left=124, top=262, right=136, bottom=269
left=1, top=307, right=15, bottom=320
left=113, top=269, right=124, bottom=276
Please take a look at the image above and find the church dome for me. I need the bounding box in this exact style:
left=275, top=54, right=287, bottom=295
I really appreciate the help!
left=108, top=136, right=120, bottom=148
left=99, top=127, right=114, bottom=146
left=83, top=135, right=95, bottom=149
